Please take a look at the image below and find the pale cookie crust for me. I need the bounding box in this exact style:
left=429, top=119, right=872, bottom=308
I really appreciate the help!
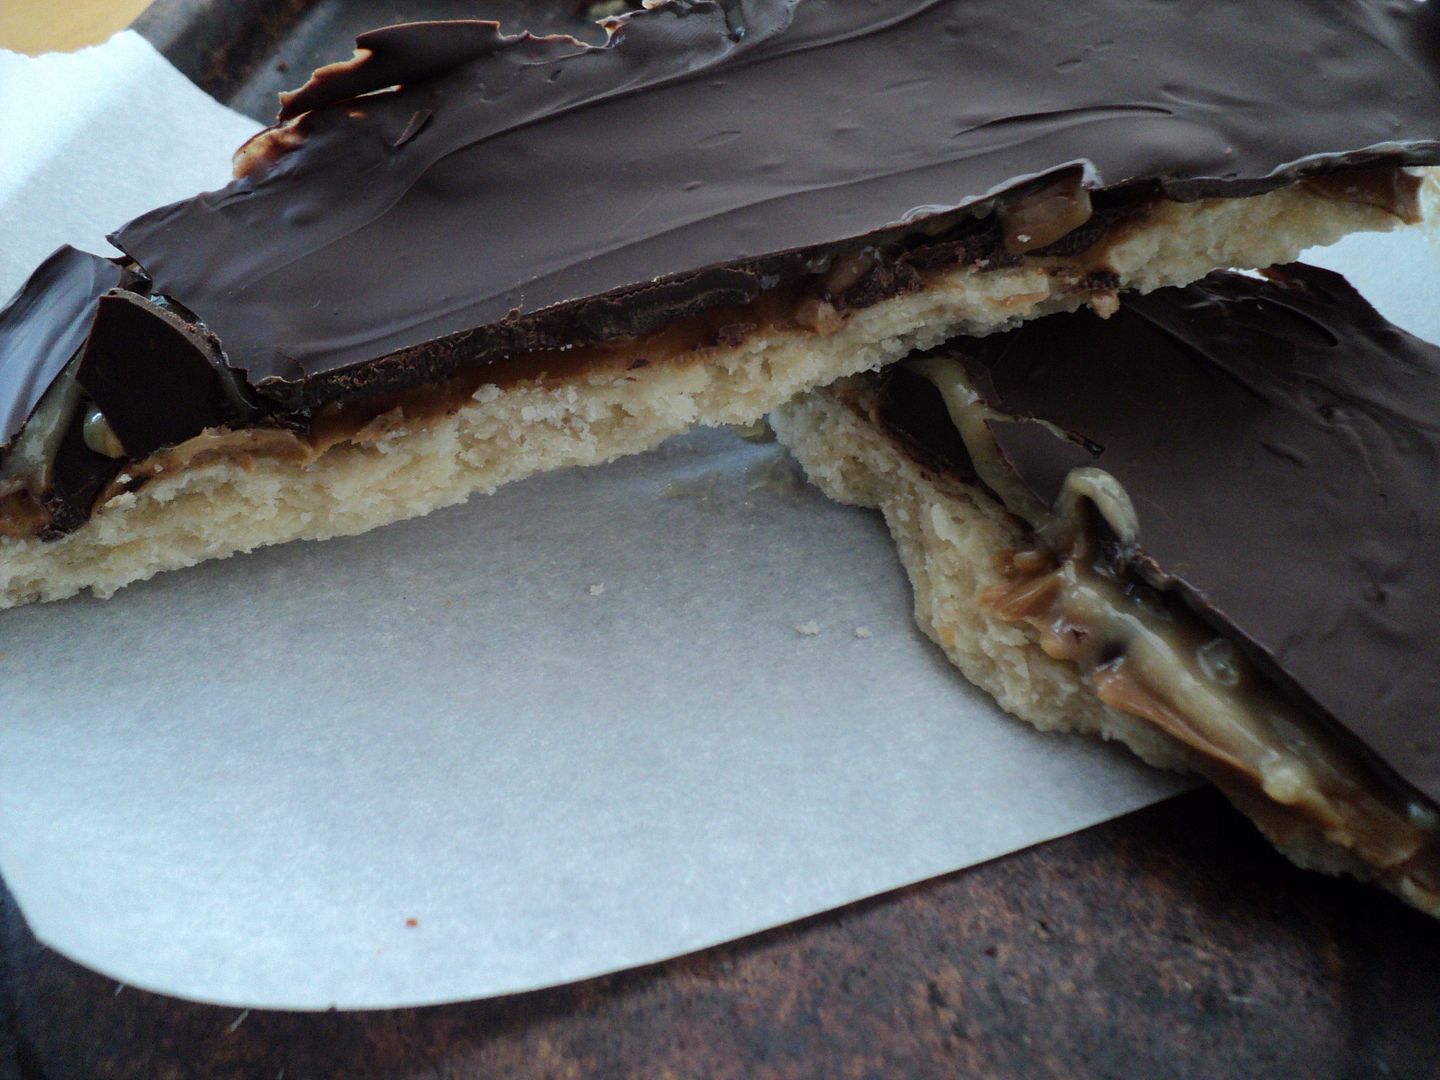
left=770, top=380, right=1438, bottom=916
left=0, top=187, right=1397, bottom=608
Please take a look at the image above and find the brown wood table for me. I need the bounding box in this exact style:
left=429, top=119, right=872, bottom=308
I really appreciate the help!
left=2, top=3, right=1438, bottom=1076
left=0, top=0, right=152, bottom=56
left=3, top=789, right=1439, bottom=1079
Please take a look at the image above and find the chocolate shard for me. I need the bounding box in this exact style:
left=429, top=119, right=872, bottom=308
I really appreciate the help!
left=111, top=0, right=1440, bottom=406
left=0, top=247, right=123, bottom=450
left=75, top=291, right=255, bottom=460
left=898, top=265, right=1440, bottom=806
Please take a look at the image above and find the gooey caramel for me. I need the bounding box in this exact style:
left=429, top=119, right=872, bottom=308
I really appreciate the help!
left=985, top=538, right=1440, bottom=909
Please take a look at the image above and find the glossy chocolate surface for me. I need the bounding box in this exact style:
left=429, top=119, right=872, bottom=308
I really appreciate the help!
left=886, top=266, right=1440, bottom=805
left=113, top=0, right=1440, bottom=406
left=0, top=247, right=122, bottom=449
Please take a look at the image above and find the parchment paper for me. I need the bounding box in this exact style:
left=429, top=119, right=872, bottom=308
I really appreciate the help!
left=0, top=32, right=1432, bottom=1010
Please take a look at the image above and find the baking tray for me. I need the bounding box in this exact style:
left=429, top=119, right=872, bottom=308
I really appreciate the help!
left=132, top=0, right=639, bottom=121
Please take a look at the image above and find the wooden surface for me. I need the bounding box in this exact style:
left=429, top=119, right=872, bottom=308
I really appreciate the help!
left=3, top=789, right=1439, bottom=1079
left=0, top=0, right=153, bottom=54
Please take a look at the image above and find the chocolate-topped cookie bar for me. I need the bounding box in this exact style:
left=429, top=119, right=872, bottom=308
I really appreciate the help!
left=2, top=0, right=1437, bottom=606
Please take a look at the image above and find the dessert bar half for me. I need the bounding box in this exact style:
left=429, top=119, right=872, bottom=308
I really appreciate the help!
left=772, top=265, right=1440, bottom=913
left=2, top=0, right=1438, bottom=607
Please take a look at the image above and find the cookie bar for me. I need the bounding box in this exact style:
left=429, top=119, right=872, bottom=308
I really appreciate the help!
left=3, top=1, right=1438, bottom=606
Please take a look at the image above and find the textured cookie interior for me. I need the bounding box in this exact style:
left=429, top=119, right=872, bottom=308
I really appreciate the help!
left=0, top=187, right=1400, bottom=608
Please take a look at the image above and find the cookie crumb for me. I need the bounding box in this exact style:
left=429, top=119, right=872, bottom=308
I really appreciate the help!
left=795, top=620, right=821, bottom=636
left=1088, top=289, right=1121, bottom=319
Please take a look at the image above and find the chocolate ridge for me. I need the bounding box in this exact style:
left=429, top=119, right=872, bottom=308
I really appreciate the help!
left=881, top=265, right=1440, bottom=806
left=111, top=0, right=1440, bottom=402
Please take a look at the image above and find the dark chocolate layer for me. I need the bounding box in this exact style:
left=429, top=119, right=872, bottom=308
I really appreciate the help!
left=0, top=248, right=122, bottom=449
left=884, top=266, right=1440, bottom=806
left=113, top=0, right=1440, bottom=406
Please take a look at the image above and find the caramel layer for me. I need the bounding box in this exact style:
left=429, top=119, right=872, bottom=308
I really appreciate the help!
left=985, top=538, right=1440, bottom=910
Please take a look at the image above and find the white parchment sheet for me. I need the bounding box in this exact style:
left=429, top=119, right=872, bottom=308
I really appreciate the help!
left=0, top=33, right=1434, bottom=1010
